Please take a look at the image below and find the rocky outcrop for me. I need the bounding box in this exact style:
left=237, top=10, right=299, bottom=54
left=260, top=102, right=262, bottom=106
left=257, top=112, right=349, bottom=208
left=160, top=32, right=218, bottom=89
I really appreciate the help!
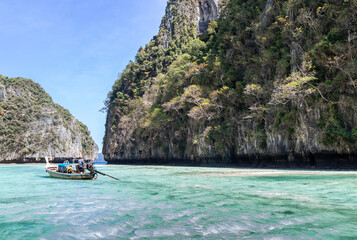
left=260, top=0, right=274, bottom=28
left=0, top=76, right=98, bottom=163
left=104, top=0, right=222, bottom=158
left=198, top=0, right=220, bottom=32
left=0, top=85, right=6, bottom=101
left=158, top=0, right=221, bottom=48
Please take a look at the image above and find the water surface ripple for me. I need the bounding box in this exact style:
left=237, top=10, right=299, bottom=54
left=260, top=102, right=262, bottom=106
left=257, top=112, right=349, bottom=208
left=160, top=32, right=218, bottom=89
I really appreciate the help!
left=1, top=165, right=357, bottom=239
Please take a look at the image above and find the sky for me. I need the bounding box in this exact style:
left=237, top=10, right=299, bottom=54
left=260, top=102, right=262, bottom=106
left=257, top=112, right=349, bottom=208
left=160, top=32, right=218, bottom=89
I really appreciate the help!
left=0, top=0, right=168, bottom=152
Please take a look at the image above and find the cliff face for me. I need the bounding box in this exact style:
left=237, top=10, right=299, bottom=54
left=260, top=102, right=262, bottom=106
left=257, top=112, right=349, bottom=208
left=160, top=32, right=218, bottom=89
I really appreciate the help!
left=104, top=0, right=357, bottom=167
left=158, top=0, right=221, bottom=48
left=103, top=0, right=222, bottom=160
left=0, top=76, right=98, bottom=163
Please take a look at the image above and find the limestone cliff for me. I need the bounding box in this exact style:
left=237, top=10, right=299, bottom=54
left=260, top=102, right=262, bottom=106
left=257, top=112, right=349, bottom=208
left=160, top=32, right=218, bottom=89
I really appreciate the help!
left=0, top=76, right=98, bottom=163
left=158, top=0, right=221, bottom=48
left=104, top=0, right=357, bottom=168
left=103, top=0, right=222, bottom=160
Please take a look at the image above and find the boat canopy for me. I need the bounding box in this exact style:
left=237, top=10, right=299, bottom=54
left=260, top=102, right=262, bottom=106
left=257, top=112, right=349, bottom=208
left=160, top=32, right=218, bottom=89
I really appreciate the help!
left=58, top=163, right=75, bottom=167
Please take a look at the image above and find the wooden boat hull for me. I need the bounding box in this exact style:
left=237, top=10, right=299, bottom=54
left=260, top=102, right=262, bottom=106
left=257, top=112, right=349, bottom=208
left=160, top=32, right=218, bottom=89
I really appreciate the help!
left=46, top=168, right=95, bottom=180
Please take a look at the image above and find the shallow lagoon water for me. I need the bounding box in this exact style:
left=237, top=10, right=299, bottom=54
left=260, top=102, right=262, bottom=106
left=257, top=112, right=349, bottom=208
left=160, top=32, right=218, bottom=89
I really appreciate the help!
left=1, top=165, right=357, bottom=239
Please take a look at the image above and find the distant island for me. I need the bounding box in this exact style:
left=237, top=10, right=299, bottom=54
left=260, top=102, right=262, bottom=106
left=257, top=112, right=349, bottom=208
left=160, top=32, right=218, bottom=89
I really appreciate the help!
left=0, top=76, right=97, bottom=163
left=94, top=153, right=107, bottom=164
left=103, top=0, right=357, bottom=168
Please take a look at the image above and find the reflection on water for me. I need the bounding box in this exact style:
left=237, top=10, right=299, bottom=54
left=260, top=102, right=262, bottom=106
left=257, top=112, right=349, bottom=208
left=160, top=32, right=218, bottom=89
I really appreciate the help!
left=1, top=165, right=357, bottom=239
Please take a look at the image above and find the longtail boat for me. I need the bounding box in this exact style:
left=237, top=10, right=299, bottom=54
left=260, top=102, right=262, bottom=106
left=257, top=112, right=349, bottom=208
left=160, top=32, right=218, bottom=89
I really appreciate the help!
left=45, top=157, right=97, bottom=180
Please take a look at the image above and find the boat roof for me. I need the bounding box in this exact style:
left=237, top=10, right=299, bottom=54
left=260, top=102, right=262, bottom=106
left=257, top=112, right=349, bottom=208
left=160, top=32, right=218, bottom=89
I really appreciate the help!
left=58, top=163, right=74, bottom=167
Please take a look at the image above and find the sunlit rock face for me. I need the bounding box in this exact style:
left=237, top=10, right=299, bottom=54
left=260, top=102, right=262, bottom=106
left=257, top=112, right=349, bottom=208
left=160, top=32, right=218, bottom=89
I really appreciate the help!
left=158, top=0, right=221, bottom=48
left=0, top=85, right=6, bottom=101
left=198, top=0, right=219, bottom=32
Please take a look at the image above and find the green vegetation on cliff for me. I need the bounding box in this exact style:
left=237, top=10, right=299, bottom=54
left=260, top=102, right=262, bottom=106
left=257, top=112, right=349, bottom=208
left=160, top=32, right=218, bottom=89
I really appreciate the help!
left=104, top=0, right=357, bottom=162
left=0, top=75, right=97, bottom=161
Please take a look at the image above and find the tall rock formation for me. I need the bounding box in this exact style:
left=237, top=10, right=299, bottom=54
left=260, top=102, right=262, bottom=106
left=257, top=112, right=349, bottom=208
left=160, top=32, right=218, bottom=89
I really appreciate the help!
left=104, top=0, right=357, bottom=168
left=103, top=0, right=222, bottom=161
left=0, top=76, right=98, bottom=163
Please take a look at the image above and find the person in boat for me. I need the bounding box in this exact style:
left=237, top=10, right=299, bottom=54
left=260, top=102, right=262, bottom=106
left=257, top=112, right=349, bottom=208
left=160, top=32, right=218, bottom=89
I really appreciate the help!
left=67, top=165, right=73, bottom=174
left=77, top=159, right=85, bottom=174
left=86, top=161, right=94, bottom=171
left=58, top=164, right=67, bottom=173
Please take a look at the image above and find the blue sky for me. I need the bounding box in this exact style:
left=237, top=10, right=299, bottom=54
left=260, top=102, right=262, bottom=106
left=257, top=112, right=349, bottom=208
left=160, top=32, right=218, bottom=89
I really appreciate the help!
left=0, top=0, right=168, bottom=152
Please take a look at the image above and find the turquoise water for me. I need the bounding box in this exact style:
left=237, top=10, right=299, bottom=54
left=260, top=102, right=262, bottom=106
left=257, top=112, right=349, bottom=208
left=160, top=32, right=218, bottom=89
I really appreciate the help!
left=1, top=165, right=357, bottom=239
